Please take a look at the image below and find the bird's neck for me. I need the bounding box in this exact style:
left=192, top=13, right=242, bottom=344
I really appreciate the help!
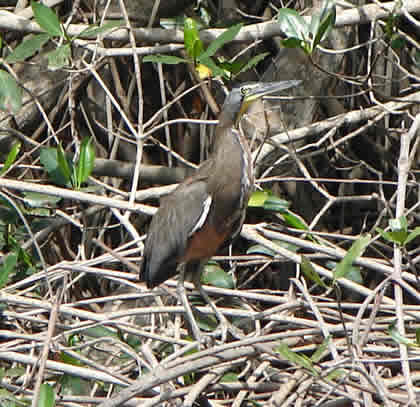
left=217, top=104, right=241, bottom=129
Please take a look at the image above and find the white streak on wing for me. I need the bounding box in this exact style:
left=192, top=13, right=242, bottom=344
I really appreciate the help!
left=189, top=195, right=212, bottom=236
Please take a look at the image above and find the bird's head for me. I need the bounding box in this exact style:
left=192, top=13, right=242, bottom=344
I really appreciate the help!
left=219, top=80, right=301, bottom=127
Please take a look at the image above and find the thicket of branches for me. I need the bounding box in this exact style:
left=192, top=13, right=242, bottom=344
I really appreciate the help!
left=1, top=1, right=420, bottom=406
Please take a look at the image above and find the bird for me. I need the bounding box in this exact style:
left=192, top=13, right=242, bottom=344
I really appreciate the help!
left=140, top=81, right=300, bottom=342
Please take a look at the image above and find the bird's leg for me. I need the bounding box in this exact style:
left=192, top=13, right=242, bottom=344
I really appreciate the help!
left=177, top=263, right=203, bottom=344
left=193, top=262, right=241, bottom=342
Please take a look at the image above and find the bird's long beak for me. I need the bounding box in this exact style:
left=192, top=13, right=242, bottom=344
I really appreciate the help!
left=239, top=80, right=301, bottom=119
left=246, top=80, right=301, bottom=102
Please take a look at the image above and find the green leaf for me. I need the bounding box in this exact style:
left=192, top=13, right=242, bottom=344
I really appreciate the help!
left=47, top=43, right=71, bottom=69
left=333, top=235, right=370, bottom=281
left=405, top=227, right=420, bottom=245
left=220, top=372, right=238, bottom=382
left=277, top=9, right=308, bottom=42
left=202, top=263, right=234, bottom=289
left=59, top=374, right=90, bottom=396
left=38, top=383, right=55, bottom=407
left=311, top=0, right=336, bottom=50
left=184, top=18, right=203, bottom=60
left=82, top=325, right=119, bottom=339
left=248, top=190, right=290, bottom=212
left=217, top=60, right=241, bottom=79
left=325, top=369, right=345, bottom=381
left=22, top=192, right=62, bottom=208
left=327, top=261, right=364, bottom=284
left=0, top=253, right=18, bottom=289
left=247, top=241, right=298, bottom=256
left=248, top=190, right=269, bottom=207
left=0, top=142, right=21, bottom=176
left=311, top=336, right=330, bottom=363
left=40, top=147, right=70, bottom=186
left=275, top=342, right=318, bottom=376
left=376, top=227, right=408, bottom=246
left=143, top=54, right=187, bottom=64
left=388, top=320, right=417, bottom=347
left=75, top=137, right=95, bottom=189
left=247, top=244, right=276, bottom=256
left=345, top=266, right=363, bottom=284
left=416, top=328, right=420, bottom=345
left=31, top=1, right=63, bottom=37
left=59, top=351, right=83, bottom=367
left=235, top=52, right=269, bottom=76
left=0, top=70, right=22, bottom=114
left=263, top=196, right=290, bottom=212
left=301, top=255, right=329, bottom=289
left=196, top=312, right=218, bottom=332
left=198, top=23, right=242, bottom=61
left=0, top=198, right=19, bottom=224
left=77, top=20, right=123, bottom=39
left=57, top=144, right=72, bottom=184
left=281, top=211, right=309, bottom=230
left=5, top=33, right=50, bottom=63
left=390, top=35, right=405, bottom=50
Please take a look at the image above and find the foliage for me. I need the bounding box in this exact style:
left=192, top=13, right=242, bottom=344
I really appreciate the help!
left=0, top=70, right=22, bottom=114
left=144, top=17, right=268, bottom=79
left=277, top=0, right=336, bottom=55
left=5, top=2, right=122, bottom=69
left=40, top=137, right=95, bottom=189
left=377, top=216, right=420, bottom=247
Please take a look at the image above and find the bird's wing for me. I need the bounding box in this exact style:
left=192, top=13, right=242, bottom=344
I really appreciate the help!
left=140, top=179, right=211, bottom=288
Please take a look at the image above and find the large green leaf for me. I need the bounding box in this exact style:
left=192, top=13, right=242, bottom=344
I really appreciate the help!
left=0, top=70, right=22, bottom=114
left=38, top=383, right=55, bottom=407
left=235, top=52, right=269, bottom=76
left=0, top=253, right=18, bottom=289
left=22, top=192, right=62, bottom=208
left=75, top=137, right=95, bottom=188
left=311, top=336, right=330, bottom=363
left=202, top=263, right=234, bottom=289
left=277, top=9, right=308, bottom=41
left=39, top=148, right=70, bottom=186
left=334, top=235, right=370, bottom=281
left=31, top=1, right=63, bottom=37
left=248, top=190, right=290, bottom=212
left=184, top=18, right=203, bottom=60
left=405, top=227, right=420, bottom=245
left=57, top=144, right=72, bottom=184
left=78, top=20, right=123, bottom=39
left=301, top=255, right=328, bottom=289
left=388, top=320, right=417, bottom=347
left=198, top=23, right=242, bottom=61
left=311, top=0, right=336, bottom=50
left=60, top=374, right=90, bottom=396
left=6, top=33, right=50, bottom=63
left=281, top=211, right=309, bottom=230
left=0, top=142, right=21, bottom=176
left=47, top=43, right=71, bottom=69
left=275, top=342, right=318, bottom=376
left=376, top=227, right=408, bottom=246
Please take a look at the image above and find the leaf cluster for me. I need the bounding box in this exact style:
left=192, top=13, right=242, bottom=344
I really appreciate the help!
left=144, top=17, right=268, bottom=79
